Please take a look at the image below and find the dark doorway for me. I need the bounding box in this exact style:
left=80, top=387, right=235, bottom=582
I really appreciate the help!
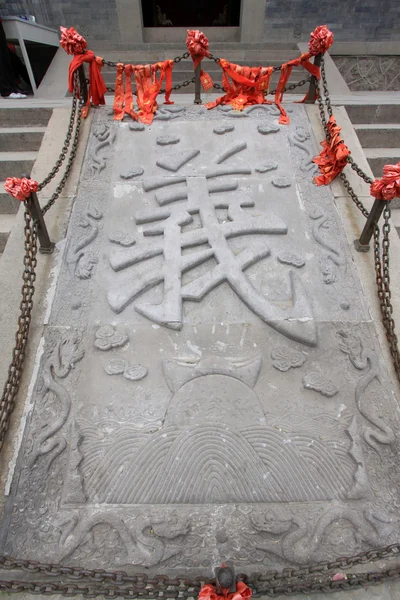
left=141, top=1, right=241, bottom=27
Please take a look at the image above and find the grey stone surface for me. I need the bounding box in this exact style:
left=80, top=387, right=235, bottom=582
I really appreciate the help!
left=2, top=105, right=400, bottom=577
left=334, top=56, right=400, bottom=91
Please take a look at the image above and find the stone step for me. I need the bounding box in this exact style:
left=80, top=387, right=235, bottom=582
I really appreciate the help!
left=0, top=151, right=37, bottom=181
left=0, top=127, right=46, bottom=152
left=0, top=107, right=52, bottom=127
left=0, top=213, right=16, bottom=253
left=0, top=181, right=19, bottom=214
left=354, top=124, right=400, bottom=149
left=346, top=105, right=400, bottom=125
left=364, top=148, right=400, bottom=177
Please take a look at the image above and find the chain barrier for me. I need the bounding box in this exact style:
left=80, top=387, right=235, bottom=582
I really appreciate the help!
left=1, top=48, right=400, bottom=600
left=213, top=76, right=311, bottom=95
left=317, top=56, right=400, bottom=384
left=0, top=72, right=84, bottom=451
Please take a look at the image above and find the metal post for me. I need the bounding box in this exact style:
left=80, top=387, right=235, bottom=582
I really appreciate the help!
left=305, top=53, right=322, bottom=104
left=354, top=199, right=387, bottom=252
left=194, top=64, right=202, bottom=105
left=78, top=64, right=88, bottom=104
left=22, top=174, right=54, bottom=254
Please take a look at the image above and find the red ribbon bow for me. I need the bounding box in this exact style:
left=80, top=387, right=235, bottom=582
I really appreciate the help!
left=198, top=582, right=252, bottom=600
left=61, top=26, right=107, bottom=118
left=60, top=26, right=87, bottom=55
left=4, top=177, right=38, bottom=201
left=313, top=115, right=350, bottom=185
left=370, top=161, right=400, bottom=201
left=186, top=30, right=210, bottom=69
left=308, top=25, right=334, bottom=56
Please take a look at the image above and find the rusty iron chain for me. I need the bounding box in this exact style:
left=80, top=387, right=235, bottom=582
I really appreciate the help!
left=213, top=76, right=311, bottom=95
left=103, top=51, right=190, bottom=69
left=1, top=543, right=400, bottom=596
left=0, top=209, right=38, bottom=453
left=38, top=73, right=80, bottom=193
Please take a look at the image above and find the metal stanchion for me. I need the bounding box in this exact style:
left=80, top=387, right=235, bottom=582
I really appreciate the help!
left=194, top=65, right=202, bottom=104
left=22, top=174, right=54, bottom=254
left=354, top=199, right=387, bottom=252
left=305, top=53, right=322, bottom=104
left=78, top=64, right=88, bottom=104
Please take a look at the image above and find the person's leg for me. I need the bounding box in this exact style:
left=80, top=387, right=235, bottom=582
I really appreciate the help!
left=0, top=22, right=16, bottom=96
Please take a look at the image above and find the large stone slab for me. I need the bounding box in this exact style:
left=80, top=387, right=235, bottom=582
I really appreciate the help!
left=1, top=104, right=400, bottom=575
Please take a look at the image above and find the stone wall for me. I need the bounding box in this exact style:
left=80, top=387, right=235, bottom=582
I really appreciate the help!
left=0, top=0, right=121, bottom=43
left=264, top=0, right=400, bottom=42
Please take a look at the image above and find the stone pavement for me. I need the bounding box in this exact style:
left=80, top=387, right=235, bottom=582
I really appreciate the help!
left=1, top=101, right=400, bottom=596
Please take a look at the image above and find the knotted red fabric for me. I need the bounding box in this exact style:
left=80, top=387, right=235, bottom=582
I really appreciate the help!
left=198, top=582, right=252, bottom=600
left=186, top=30, right=213, bottom=92
left=186, top=29, right=210, bottom=68
left=60, top=26, right=87, bottom=55
left=206, top=59, right=274, bottom=111
left=67, top=50, right=107, bottom=118
left=274, top=53, right=320, bottom=124
left=61, top=26, right=107, bottom=118
left=313, top=116, right=350, bottom=185
left=4, top=177, right=38, bottom=201
left=308, top=25, right=334, bottom=56
left=113, top=60, right=174, bottom=125
left=370, top=162, right=400, bottom=201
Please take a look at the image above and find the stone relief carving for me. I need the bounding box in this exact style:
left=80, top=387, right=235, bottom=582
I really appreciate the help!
left=154, top=106, right=186, bottom=121
left=258, top=124, right=280, bottom=135
left=30, top=333, right=84, bottom=469
left=157, top=135, right=180, bottom=146
left=277, top=251, right=305, bottom=268
left=272, top=177, right=291, bottom=188
left=90, top=123, right=116, bottom=177
left=120, top=167, right=144, bottom=179
left=250, top=505, right=397, bottom=564
left=109, top=231, right=136, bottom=247
left=67, top=207, right=103, bottom=280
left=59, top=513, right=190, bottom=566
left=94, top=325, right=128, bottom=350
left=213, top=123, right=234, bottom=135
left=288, top=126, right=317, bottom=172
left=79, top=355, right=363, bottom=505
left=157, top=149, right=200, bottom=173
left=303, top=372, right=339, bottom=397
left=334, top=56, right=400, bottom=92
left=108, top=142, right=317, bottom=346
left=338, top=330, right=395, bottom=451
left=129, top=122, right=145, bottom=132
left=256, top=162, right=278, bottom=173
left=271, top=345, right=305, bottom=372
left=104, top=359, right=148, bottom=381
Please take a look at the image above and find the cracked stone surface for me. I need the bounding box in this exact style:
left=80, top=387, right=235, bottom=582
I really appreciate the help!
left=2, top=105, right=400, bottom=578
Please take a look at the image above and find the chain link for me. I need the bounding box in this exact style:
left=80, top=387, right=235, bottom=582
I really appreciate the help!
left=0, top=209, right=37, bottom=452
left=213, top=76, right=311, bottom=95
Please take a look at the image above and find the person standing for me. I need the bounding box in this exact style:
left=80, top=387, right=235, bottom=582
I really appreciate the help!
left=0, top=18, right=27, bottom=98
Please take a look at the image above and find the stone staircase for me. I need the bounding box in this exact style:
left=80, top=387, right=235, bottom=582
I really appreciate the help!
left=345, top=104, right=400, bottom=232
left=99, top=43, right=310, bottom=97
left=0, top=108, right=52, bottom=257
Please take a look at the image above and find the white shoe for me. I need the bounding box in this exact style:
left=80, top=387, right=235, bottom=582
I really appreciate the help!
left=6, top=92, right=27, bottom=99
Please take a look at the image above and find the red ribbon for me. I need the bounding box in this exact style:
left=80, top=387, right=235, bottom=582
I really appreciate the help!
left=313, top=115, right=350, bottom=185
left=274, top=53, right=320, bottom=124
left=4, top=177, right=38, bottom=201
left=198, top=582, right=252, bottom=600
left=113, top=60, right=174, bottom=125
left=308, top=25, right=334, bottom=56
left=60, top=26, right=87, bottom=55
left=186, top=29, right=210, bottom=69
left=68, top=50, right=107, bottom=118
left=206, top=59, right=273, bottom=111
left=370, top=161, right=400, bottom=201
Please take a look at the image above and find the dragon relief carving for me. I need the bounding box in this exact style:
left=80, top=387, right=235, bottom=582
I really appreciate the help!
left=30, top=333, right=84, bottom=470
left=250, top=505, right=397, bottom=564
left=338, top=330, right=395, bottom=452
left=90, top=122, right=116, bottom=177
left=67, top=207, right=103, bottom=279
left=58, top=513, right=190, bottom=566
